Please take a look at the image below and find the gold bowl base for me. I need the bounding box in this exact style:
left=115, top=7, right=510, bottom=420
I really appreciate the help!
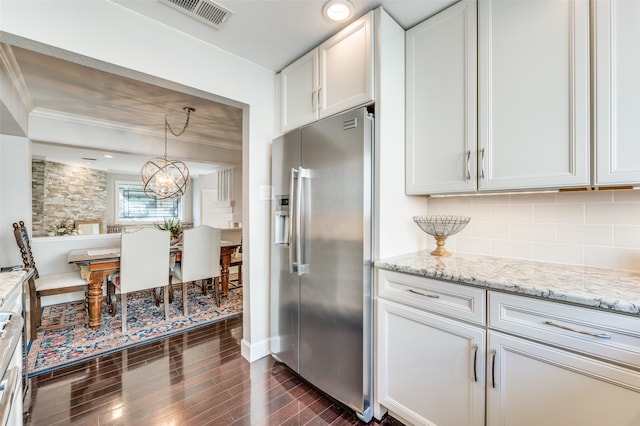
left=430, top=236, right=451, bottom=256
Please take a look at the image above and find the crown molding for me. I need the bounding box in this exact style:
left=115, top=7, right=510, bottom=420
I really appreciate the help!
left=0, top=42, right=35, bottom=111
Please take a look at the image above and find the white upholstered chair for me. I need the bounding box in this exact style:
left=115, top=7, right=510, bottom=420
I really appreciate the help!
left=13, top=221, right=89, bottom=338
left=170, top=225, right=221, bottom=315
left=107, top=228, right=170, bottom=333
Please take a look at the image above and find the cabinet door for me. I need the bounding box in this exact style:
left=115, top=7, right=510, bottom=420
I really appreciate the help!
left=594, top=0, right=640, bottom=185
left=280, top=49, right=318, bottom=133
left=478, top=0, right=590, bottom=191
left=377, top=299, right=485, bottom=426
left=405, top=0, right=477, bottom=195
left=487, top=331, right=640, bottom=426
left=318, top=11, right=373, bottom=119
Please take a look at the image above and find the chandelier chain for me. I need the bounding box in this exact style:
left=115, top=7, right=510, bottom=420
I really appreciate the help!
left=163, top=107, right=194, bottom=158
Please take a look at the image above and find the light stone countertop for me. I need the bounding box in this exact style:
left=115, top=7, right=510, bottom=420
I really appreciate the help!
left=375, top=251, right=640, bottom=316
left=0, top=270, right=28, bottom=308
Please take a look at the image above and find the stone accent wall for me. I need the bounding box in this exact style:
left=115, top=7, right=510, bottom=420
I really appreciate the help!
left=32, top=160, right=108, bottom=237
left=31, top=160, right=45, bottom=235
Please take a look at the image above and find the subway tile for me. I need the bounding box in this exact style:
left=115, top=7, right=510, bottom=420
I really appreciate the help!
left=491, top=240, right=533, bottom=260
left=584, top=246, right=640, bottom=272
left=556, top=224, right=613, bottom=246
left=557, top=190, right=613, bottom=204
left=456, top=237, right=492, bottom=255
left=613, top=225, right=640, bottom=248
left=585, top=203, right=640, bottom=225
left=453, top=205, right=492, bottom=222
left=533, top=204, right=585, bottom=224
left=509, top=192, right=558, bottom=205
left=613, top=189, right=640, bottom=203
left=472, top=222, right=510, bottom=239
left=472, top=194, right=510, bottom=205
left=427, top=196, right=473, bottom=207
left=532, top=243, right=583, bottom=266
left=511, top=223, right=556, bottom=242
left=492, top=204, right=533, bottom=223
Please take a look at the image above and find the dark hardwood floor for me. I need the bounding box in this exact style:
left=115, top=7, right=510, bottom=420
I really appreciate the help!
left=24, top=315, right=403, bottom=425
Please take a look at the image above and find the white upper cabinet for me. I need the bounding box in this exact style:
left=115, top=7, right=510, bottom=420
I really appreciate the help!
left=594, top=0, right=640, bottom=186
left=478, top=0, right=590, bottom=191
left=405, top=0, right=477, bottom=195
left=279, top=12, right=373, bottom=133
left=279, top=50, right=318, bottom=134
left=318, top=12, right=373, bottom=119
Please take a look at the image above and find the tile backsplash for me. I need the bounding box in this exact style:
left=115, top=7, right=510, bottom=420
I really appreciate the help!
left=424, top=189, right=640, bottom=271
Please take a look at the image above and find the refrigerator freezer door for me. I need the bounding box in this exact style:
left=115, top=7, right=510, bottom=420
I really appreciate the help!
left=298, top=108, right=373, bottom=417
left=270, top=129, right=301, bottom=370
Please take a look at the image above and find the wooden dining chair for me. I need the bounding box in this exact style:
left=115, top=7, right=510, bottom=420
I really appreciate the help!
left=106, top=228, right=170, bottom=333
left=12, top=220, right=89, bottom=338
left=229, top=249, right=242, bottom=287
left=170, top=225, right=222, bottom=314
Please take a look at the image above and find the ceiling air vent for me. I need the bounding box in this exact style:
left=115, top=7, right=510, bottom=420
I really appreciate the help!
left=161, top=0, right=233, bottom=30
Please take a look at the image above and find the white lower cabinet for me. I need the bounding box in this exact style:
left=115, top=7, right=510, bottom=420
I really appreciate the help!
left=375, top=270, right=640, bottom=426
left=377, top=299, right=485, bottom=426
left=376, top=270, right=486, bottom=426
left=487, top=331, right=640, bottom=426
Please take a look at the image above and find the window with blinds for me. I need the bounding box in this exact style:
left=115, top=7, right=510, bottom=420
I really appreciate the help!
left=117, top=181, right=181, bottom=221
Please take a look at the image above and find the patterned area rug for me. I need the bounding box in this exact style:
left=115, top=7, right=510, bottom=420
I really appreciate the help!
left=27, top=284, right=242, bottom=376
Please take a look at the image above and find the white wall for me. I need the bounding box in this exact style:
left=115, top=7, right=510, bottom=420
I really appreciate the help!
left=0, top=0, right=275, bottom=362
left=375, top=9, right=428, bottom=259
left=0, top=135, right=31, bottom=267
left=425, top=189, right=640, bottom=271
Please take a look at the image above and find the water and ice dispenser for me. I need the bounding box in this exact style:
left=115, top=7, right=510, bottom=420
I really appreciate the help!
left=274, top=195, right=289, bottom=245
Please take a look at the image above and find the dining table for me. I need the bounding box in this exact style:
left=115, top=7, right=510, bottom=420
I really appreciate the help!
left=68, top=241, right=241, bottom=330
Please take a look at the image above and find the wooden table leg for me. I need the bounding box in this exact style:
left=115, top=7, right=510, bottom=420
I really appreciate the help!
left=220, top=251, right=232, bottom=298
left=88, top=271, right=106, bottom=329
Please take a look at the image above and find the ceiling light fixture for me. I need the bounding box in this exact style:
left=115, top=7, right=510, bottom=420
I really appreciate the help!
left=140, top=106, right=194, bottom=200
left=322, top=0, right=354, bottom=22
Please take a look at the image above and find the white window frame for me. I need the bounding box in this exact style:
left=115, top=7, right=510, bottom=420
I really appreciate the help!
left=114, top=180, right=183, bottom=225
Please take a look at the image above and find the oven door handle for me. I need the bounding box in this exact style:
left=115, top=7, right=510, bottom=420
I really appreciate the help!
left=0, top=366, right=19, bottom=426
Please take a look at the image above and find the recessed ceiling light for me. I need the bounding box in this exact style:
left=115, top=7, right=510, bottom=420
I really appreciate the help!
left=322, top=0, right=354, bottom=22
left=104, top=154, right=113, bottom=159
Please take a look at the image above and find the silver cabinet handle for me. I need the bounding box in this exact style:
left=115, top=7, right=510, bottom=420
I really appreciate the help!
left=408, top=289, right=440, bottom=298
left=490, top=349, right=497, bottom=388
left=317, top=87, right=322, bottom=111
left=472, top=344, right=478, bottom=382
left=311, top=90, right=316, bottom=112
left=480, top=148, right=485, bottom=179
left=296, top=167, right=310, bottom=275
left=466, top=150, right=471, bottom=181
left=544, top=321, right=612, bottom=339
left=289, top=168, right=298, bottom=274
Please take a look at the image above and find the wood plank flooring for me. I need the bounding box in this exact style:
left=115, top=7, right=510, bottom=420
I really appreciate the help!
left=23, top=315, right=403, bottom=425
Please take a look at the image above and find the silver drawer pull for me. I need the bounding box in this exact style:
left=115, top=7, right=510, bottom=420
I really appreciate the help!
left=472, top=344, right=478, bottom=382
left=408, top=289, right=440, bottom=299
left=544, top=321, right=612, bottom=339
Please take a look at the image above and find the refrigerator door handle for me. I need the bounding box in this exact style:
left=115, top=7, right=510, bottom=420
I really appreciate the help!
left=289, top=168, right=298, bottom=274
left=297, top=167, right=309, bottom=276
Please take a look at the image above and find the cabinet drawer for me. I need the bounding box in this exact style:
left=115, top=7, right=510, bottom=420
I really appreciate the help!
left=377, top=269, right=486, bottom=325
left=489, top=291, right=640, bottom=369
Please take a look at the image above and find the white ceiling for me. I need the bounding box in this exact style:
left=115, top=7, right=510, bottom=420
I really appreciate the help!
left=114, top=0, right=456, bottom=71
left=9, top=0, right=455, bottom=174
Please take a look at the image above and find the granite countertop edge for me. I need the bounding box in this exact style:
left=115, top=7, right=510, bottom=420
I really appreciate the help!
left=375, top=251, right=640, bottom=316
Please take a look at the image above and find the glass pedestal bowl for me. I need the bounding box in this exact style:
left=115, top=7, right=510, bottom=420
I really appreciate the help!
left=413, top=215, right=471, bottom=256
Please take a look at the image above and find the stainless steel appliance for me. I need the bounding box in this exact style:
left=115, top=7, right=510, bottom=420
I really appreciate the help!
left=271, top=107, right=374, bottom=422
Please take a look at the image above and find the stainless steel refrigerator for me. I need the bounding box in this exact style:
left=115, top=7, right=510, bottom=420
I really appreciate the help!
left=271, top=107, right=374, bottom=422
